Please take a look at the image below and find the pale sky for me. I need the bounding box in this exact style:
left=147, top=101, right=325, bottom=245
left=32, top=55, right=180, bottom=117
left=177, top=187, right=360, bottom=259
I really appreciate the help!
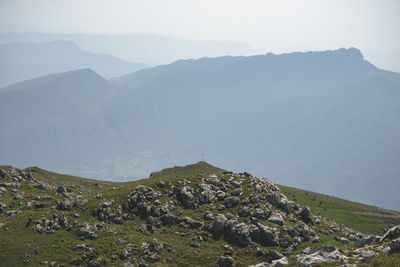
left=0, top=0, right=399, bottom=72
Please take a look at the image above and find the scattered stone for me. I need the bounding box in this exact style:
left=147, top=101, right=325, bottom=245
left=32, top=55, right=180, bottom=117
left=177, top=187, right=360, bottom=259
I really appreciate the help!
left=389, top=238, right=400, bottom=253
left=381, top=225, right=400, bottom=241
left=57, top=200, right=72, bottom=211
left=298, top=207, right=313, bottom=224
left=177, top=186, right=194, bottom=208
left=297, top=246, right=347, bottom=266
left=268, top=213, right=284, bottom=226
left=218, top=255, right=234, bottom=267
left=224, top=196, right=240, bottom=208
left=57, top=186, right=67, bottom=193
left=77, top=222, right=98, bottom=240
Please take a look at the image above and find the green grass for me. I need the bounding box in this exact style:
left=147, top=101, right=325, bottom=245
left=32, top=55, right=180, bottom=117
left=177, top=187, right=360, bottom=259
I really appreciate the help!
left=1, top=162, right=400, bottom=266
left=278, top=184, right=400, bottom=235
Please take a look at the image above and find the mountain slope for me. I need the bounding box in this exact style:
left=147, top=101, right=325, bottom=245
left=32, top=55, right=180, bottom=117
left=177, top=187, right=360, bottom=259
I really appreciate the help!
left=0, top=69, right=124, bottom=171
left=110, top=48, right=400, bottom=210
left=0, top=162, right=399, bottom=266
left=0, top=41, right=148, bottom=87
left=1, top=48, right=399, bottom=210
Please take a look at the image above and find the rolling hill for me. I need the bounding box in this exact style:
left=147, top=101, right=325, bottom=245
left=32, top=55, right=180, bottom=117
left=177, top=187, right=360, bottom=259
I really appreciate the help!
left=0, top=162, right=399, bottom=266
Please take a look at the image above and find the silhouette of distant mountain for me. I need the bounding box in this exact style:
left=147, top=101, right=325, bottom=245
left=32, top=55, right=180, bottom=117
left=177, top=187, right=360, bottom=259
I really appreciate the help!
left=0, top=40, right=148, bottom=87
left=0, top=32, right=254, bottom=66
left=1, top=48, right=399, bottom=210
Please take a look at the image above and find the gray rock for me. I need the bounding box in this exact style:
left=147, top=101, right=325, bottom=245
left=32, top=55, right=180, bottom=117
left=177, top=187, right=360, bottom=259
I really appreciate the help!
left=381, top=225, right=400, bottom=241
left=238, top=207, right=251, bottom=217
left=160, top=214, right=179, bottom=226
left=57, top=200, right=72, bottom=211
left=218, top=255, right=234, bottom=267
left=177, top=186, right=194, bottom=208
left=203, top=211, right=214, bottom=220
left=360, top=250, right=376, bottom=259
left=389, top=237, right=400, bottom=253
left=0, top=203, right=6, bottom=213
left=156, top=181, right=165, bottom=188
left=255, top=223, right=279, bottom=246
left=224, top=196, right=240, bottom=208
left=253, top=208, right=270, bottom=220
left=266, top=250, right=284, bottom=260
left=128, top=185, right=161, bottom=210
left=225, top=221, right=252, bottom=246
left=355, top=235, right=377, bottom=246
left=57, top=186, right=67, bottom=193
left=297, top=246, right=347, bottom=266
left=77, top=222, right=98, bottom=239
left=198, top=184, right=215, bottom=204
left=216, top=191, right=227, bottom=200
left=268, top=213, right=284, bottom=226
left=212, top=214, right=227, bottom=238
left=88, top=257, right=105, bottom=267
left=299, top=207, right=313, bottom=224
left=73, top=198, right=88, bottom=208
left=267, top=193, right=279, bottom=207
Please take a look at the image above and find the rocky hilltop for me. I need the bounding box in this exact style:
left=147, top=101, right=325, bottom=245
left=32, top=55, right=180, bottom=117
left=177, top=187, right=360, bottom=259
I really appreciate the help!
left=0, top=162, right=399, bottom=266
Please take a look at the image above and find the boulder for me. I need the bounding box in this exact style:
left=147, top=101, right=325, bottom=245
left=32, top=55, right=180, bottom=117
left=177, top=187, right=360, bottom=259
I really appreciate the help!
left=0, top=203, right=6, bottom=213
left=381, top=225, right=400, bottom=241
left=268, top=213, right=284, bottom=226
left=211, top=214, right=227, bottom=238
left=218, top=255, right=234, bottom=267
left=297, top=246, right=347, bottom=266
left=225, top=221, right=252, bottom=247
left=355, top=235, right=378, bottom=246
left=73, top=198, right=88, bottom=208
left=57, top=186, right=67, bottom=193
left=160, top=214, right=179, bottom=226
left=77, top=222, right=98, bottom=240
left=128, top=185, right=161, bottom=210
left=299, top=207, right=313, bottom=224
left=57, top=200, right=72, bottom=211
left=177, top=186, right=194, bottom=208
left=389, top=238, right=400, bottom=253
left=238, top=207, right=251, bottom=218
left=156, top=181, right=165, bottom=188
left=255, top=223, right=279, bottom=246
left=198, top=184, right=215, bottom=204
left=224, top=196, right=240, bottom=208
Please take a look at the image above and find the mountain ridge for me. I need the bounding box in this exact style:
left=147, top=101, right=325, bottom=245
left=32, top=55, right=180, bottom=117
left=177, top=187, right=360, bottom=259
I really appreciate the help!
left=0, top=40, right=148, bottom=87
left=0, top=48, right=399, bottom=210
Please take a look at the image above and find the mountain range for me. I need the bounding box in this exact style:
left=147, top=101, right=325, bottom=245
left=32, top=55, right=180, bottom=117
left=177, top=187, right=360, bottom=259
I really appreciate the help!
left=0, top=32, right=254, bottom=66
left=0, top=40, right=148, bottom=87
left=0, top=48, right=399, bottom=210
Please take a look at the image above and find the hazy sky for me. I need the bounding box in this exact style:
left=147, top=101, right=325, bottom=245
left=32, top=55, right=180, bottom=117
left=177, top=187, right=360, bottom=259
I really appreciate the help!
left=1, top=0, right=399, bottom=71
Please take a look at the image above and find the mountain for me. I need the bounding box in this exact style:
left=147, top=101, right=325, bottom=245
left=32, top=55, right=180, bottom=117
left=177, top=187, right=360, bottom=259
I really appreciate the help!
left=0, top=163, right=399, bottom=266
left=110, top=48, right=400, bottom=210
left=0, top=40, right=148, bottom=87
left=0, top=68, right=124, bottom=170
left=0, top=32, right=254, bottom=66
left=0, top=48, right=399, bottom=210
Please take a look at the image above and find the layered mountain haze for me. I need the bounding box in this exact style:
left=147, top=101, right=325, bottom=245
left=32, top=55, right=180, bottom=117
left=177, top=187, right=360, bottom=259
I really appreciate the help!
left=0, top=48, right=399, bottom=210
left=0, top=40, right=148, bottom=87
left=0, top=32, right=254, bottom=66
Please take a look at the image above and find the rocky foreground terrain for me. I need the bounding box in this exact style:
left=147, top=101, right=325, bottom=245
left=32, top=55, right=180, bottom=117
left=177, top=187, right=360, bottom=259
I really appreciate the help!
left=0, top=162, right=399, bottom=266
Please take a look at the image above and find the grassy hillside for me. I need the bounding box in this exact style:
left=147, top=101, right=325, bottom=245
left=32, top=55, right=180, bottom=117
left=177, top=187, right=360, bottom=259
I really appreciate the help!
left=0, top=163, right=399, bottom=266
left=278, top=185, right=400, bottom=235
